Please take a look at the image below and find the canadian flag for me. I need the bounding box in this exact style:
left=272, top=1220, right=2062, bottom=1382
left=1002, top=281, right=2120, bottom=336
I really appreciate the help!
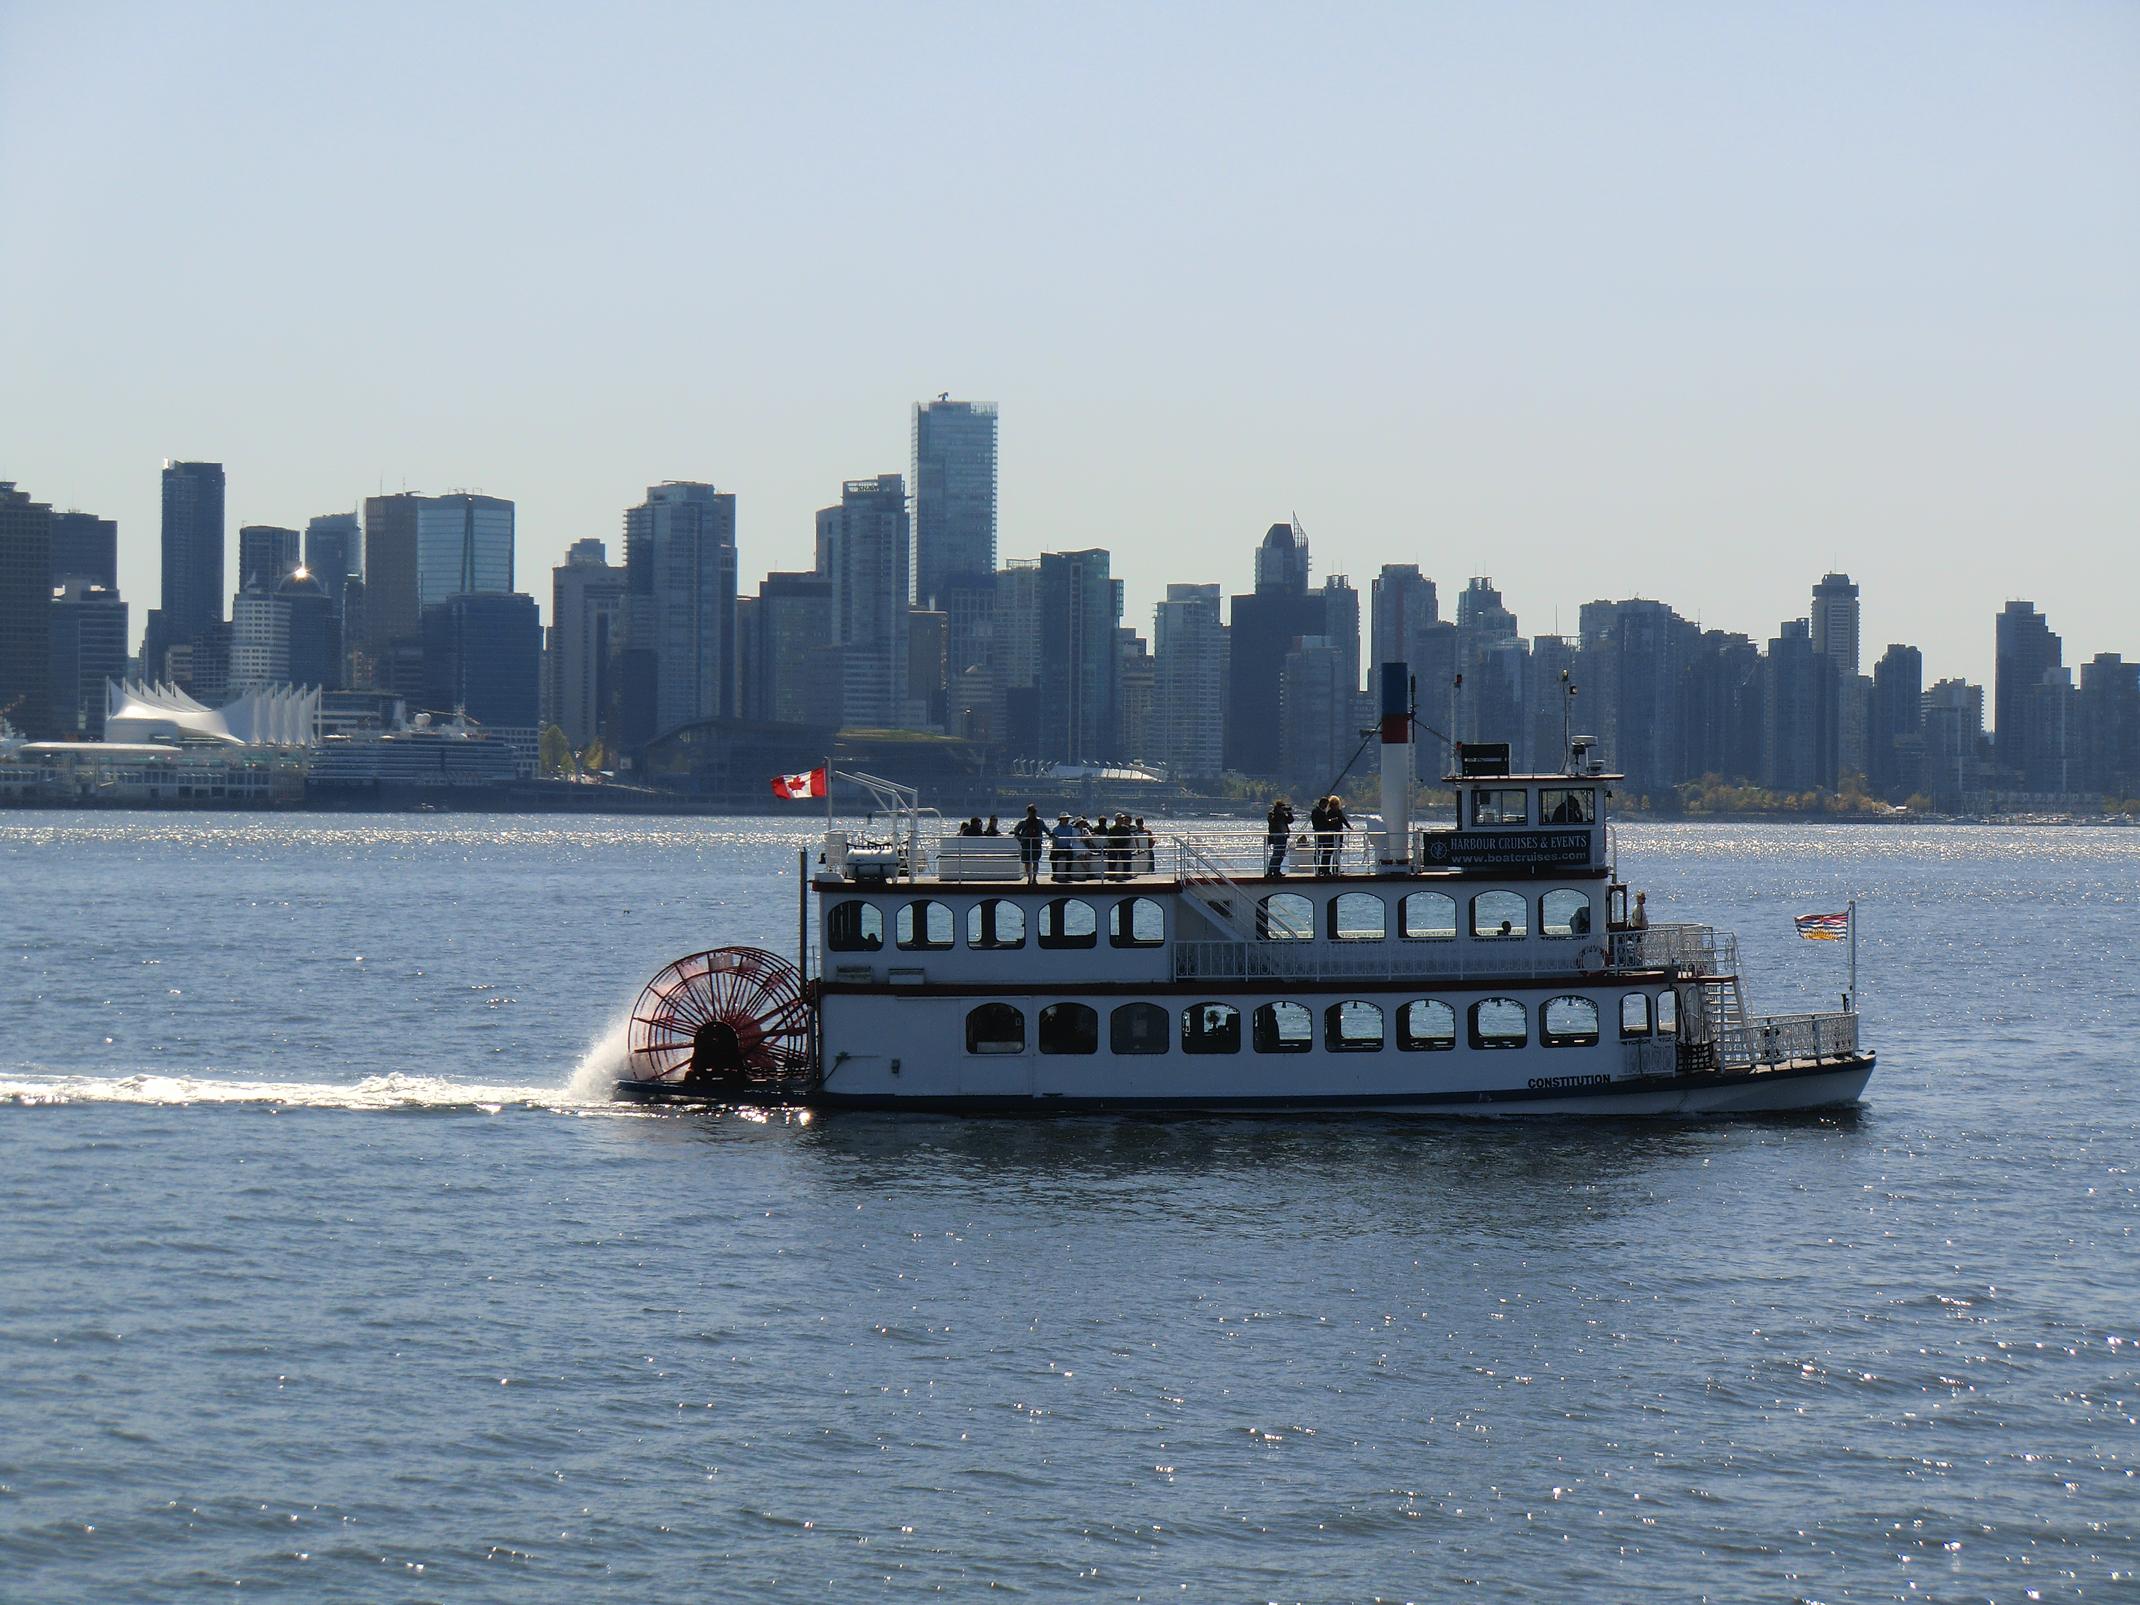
left=770, top=766, right=826, bottom=799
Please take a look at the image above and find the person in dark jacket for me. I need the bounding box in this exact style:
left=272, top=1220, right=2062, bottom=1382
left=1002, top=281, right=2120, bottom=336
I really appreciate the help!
left=1312, top=794, right=1349, bottom=876
left=1011, top=804, right=1047, bottom=884
left=1266, top=798, right=1296, bottom=877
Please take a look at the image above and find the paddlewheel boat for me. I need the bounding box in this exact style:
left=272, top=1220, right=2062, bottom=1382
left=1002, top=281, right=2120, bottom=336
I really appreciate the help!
left=616, top=668, right=1874, bottom=1116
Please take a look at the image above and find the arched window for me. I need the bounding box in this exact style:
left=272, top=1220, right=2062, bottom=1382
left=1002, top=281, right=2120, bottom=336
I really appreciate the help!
left=1109, top=897, right=1165, bottom=948
left=1471, top=890, right=1528, bottom=939
left=1468, top=997, right=1527, bottom=1049
left=1038, top=1002, right=1099, bottom=1054
left=1540, top=888, right=1593, bottom=939
left=1110, top=1002, right=1170, bottom=1054
left=896, top=899, right=955, bottom=950
left=1656, top=991, right=1679, bottom=1035
left=1252, top=1001, right=1313, bottom=1053
left=1257, top=893, right=1314, bottom=940
left=1541, top=995, right=1601, bottom=1047
left=1398, top=999, right=1456, bottom=1051
left=965, top=1003, right=1025, bottom=1055
left=1620, top=993, right=1652, bottom=1039
left=966, top=899, right=1026, bottom=950
left=1325, top=1000, right=1384, bottom=1052
left=1182, top=1002, right=1241, bottom=1054
left=1329, top=893, right=1386, bottom=941
left=827, top=900, right=883, bottom=951
left=1400, top=891, right=1457, bottom=940
left=1037, top=898, right=1097, bottom=949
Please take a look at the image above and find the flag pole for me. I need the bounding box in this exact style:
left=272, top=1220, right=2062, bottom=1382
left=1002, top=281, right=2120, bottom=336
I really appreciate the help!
left=1848, top=899, right=1857, bottom=1013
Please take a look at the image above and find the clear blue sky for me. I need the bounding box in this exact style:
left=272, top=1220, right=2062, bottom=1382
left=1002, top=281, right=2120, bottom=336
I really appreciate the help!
left=3, top=2, right=2134, bottom=687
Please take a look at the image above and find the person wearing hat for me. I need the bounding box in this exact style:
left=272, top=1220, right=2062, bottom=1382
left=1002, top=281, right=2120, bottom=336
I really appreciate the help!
left=1265, top=797, right=1296, bottom=877
left=1049, top=813, right=1077, bottom=882
left=1012, top=803, right=1047, bottom=884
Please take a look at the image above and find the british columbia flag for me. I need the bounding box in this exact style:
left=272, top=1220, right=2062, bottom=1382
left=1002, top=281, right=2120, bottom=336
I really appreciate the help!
left=1794, top=911, right=1850, bottom=941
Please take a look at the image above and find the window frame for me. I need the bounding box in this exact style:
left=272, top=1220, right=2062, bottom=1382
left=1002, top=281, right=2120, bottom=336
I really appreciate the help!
left=895, top=898, right=956, bottom=952
left=1539, top=787, right=1597, bottom=824
left=1470, top=889, right=1529, bottom=940
left=1252, top=1000, right=1315, bottom=1054
left=1619, top=992, right=1652, bottom=1039
left=1181, top=1001, right=1242, bottom=1054
left=826, top=899, right=883, bottom=952
left=1539, top=888, right=1593, bottom=940
left=1398, top=998, right=1457, bottom=1052
left=1541, top=994, right=1602, bottom=1047
left=965, top=1002, right=1025, bottom=1055
left=1325, top=999, right=1385, bottom=1053
left=1327, top=892, right=1387, bottom=942
left=1036, top=897, right=1099, bottom=950
left=1037, top=1002, right=1099, bottom=1055
left=1399, top=891, right=1457, bottom=940
left=1257, top=893, right=1315, bottom=940
left=1471, top=788, right=1530, bottom=826
left=1108, top=896, right=1166, bottom=949
left=1109, top=1002, right=1171, bottom=1055
left=1468, top=996, right=1529, bottom=1050
left=966, top=899, right=1026, bottom=950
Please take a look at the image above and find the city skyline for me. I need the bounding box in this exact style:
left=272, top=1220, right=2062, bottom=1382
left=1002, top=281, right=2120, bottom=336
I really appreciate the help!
left=3, top=6, right=2133, bottom=692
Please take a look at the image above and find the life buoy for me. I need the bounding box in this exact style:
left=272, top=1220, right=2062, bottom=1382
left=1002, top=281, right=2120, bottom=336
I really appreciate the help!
left=1576, top=943, right=1609, bottom=976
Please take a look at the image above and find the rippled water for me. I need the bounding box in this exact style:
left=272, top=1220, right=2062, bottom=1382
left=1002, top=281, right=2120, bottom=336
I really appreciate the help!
left=2, top=815, right=2135, bottom=1600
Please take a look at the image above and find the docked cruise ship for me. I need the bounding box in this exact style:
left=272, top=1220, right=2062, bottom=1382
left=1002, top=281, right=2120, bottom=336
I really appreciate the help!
left=616, top=667, right=1874, bottom=1116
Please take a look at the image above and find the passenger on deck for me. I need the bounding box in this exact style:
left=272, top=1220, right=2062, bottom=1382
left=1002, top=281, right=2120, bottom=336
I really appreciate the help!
left=1569, top=903, right=1591, bottom=935
left=1631, top=892, right=1649, bottom=931
left=983, top=815, right=1000, bottom=836
left=1134, top=816, right=1154, bottom=874
left=1106, top=812, right=1134, bottom=880
left=1266, top=798, right=1296, bottom=876
left=1050, top=814, right=1077, bottom=881
left=1013, top=804, right=1047, bottom=884
left=1312, top=795, right=1349, bottom=876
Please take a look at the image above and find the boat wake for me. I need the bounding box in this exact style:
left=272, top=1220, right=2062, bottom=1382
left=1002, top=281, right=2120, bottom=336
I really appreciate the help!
left=4, top=1013, right=642, bottom=1113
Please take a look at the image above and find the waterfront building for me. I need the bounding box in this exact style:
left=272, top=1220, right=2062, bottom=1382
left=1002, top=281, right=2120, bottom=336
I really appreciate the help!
left=1456, top=577, right=1521, bottom=750
left=48, top=580, right=128, bottom=738
left=1279, top=635, right=1354, bottom=793
left=1871, top=644, right=1924, bottom=801
left=0, top=739, right=305, bottom=806
left=49, top=511, right=118, bottom=592
left=1678, top=631, right=1765, bottom=786
left=416, top=493, right=514, bottom=607
left=1370, top=564, right=1437, bottom=679
left=1810, top=572, right=1868, bottom=778
left=229, top=585, right=289, bottom=695
left=281, top=570, right=343, bottom=692
left=1763, top=619, right=1839, bottom=794
left=1227, top=523, right=1326, bottom=777
left=154, top=462, right=225, bottom=675
left=1922, top=678, right=1986, bottom=810
left=821, top=475, right=911, bottom=729
left=1036, top=548, right=1120, bottom=762
left=992, top=560, right=1042, bottom=752
left=1579, top=597, right=1694, bottom=802
left=2078, top=654, right=2140, bottom=800
left=1994, top=601, right=2060, bottom=773
left=752, top=568, right=836, bottom=726
left=624, top=482, right=737, bottom=740
left=0, top=482, right=52, bottom=736
left=304, top=513, right=361, bottom=614
left=1117, top=628, right=1155, bottom=762
left=1153, top=583, right=1225, bottom=781
left=361, top=494, right=423, bottom=674
left=104, top=679, right=319, bottom=746
left=549, top=537, right=626, bottom=751
left=420, top=592, right=541, bottom=731
left=2024, top=667, right=2082, bottom=796
left=238, top=525, right=302, bottom=594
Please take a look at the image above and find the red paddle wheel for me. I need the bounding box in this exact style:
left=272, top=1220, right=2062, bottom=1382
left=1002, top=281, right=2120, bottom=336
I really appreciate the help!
left=624, top=947, right=814, bottom=1097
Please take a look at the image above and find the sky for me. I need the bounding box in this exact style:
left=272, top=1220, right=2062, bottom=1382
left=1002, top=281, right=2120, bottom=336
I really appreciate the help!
left=2, top=1, right=2134, bottom=687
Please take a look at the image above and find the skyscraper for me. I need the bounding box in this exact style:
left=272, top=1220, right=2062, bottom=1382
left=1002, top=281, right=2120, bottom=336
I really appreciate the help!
left=2079, top=654, right=2140, bottom=800
left=305, top=513, right=361, bottom=614
left=0, top=482, right=54, bottom=736
left=753, top=568, right=836, bottom=726
left=1227, top=522, right=1325, bottom=777
left=1870, top=644, right=1923, bottom=801
left=1764, top=619, right=1838, bottom=793
left=421, top=591, right=541, bottom=729
left=49, top=511, right=117, bottom=592
left=1579, top=597, right=1694, bottom=801
left=280, top=570, right=343, bottom=692
left=362, top=494, right=423, bottom=672
left=822, top=475, right=911, bottom=729
left=416, top=494, right=514, bottom=606
left=238, top=525, right=302, bottom=594
left=47, top=580, right=127, bottom=738
left=1922, top=679, right=1985, bottom=811
left=155, top=461, right=225, bottom=675
left=1037, top=548, right=1120, bottom=761
left=1994, top=601, right=2061, bottom=771
left=913, top=399, right=997, bottom=605
left=1154, top=583, right=1225, bottom=780
left=550, top=537, right=627, bottom=751
left=1280, top=636, right=1354, bottom=792
left=624, top=482, right=737, bottom=738
left=1370, top=564, right=1436, bottom=677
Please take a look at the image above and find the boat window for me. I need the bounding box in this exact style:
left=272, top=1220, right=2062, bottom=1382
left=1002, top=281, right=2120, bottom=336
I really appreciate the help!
left=1329, top=893, right=1386, bottom=942
left=1109, top=897, right=1165, bottom=948
left=1400, top=891, right=1456, bottom=940
left=896, top=899, right=955, bottom=951
left=1620, top=993, right=1652, bottom=1038
left=966, top=899, right=1026, bottom=950
left=1182, top=1002, right=1241, bottom=1054
left=1540, top=888, right=1593, bottom=939
left=1398, top=998, right=1457, bottom=1051
left=1471, top=788, right=1528, bottom=826
left=1471, top=889, right=1528, bottom=938
left=1110, top=1002, right=1170, bottom=1054
left=965, top=1003, right=1025, bottom=1055
left=1036, top=898, right=1098, bottom=949
left=1656, top=991, right=1678, bottom=1034
left=826, top=900, right=883, bottom=952
left=1542, top=995, right=1601, bottom=1047
left=1326, top=1000, right=1384, bottom=1052
left=1038, top=1002, right=1099, bottom=1055
left=1252, top=1001, right=1314, bottom=1053
left=1257, top=893, right=1314, bottom=940
left=1468, top=997, right=1528, bottom=1050
left=1540, top=788, right=1596, bottom=824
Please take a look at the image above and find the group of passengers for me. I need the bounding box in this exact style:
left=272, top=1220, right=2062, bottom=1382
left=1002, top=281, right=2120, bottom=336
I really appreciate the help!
left=987, top=803, right=1157, bottom=885
left=1264, top=794, right=1352, bottom=878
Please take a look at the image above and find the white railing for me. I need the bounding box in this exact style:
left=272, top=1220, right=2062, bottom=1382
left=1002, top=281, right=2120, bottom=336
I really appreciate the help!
left=1170, top=832, right=1382, bottom=881
left=935, top=836, right=1028, bottom=882
left=1718, top=1012, right=1858, bottom=1068
left=1612, top=923, right=1739, bottom=976
left=1172, top=937, right=1595, bottom=984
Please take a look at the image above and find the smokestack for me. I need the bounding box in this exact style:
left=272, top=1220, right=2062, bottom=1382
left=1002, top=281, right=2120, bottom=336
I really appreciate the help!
left=1378, top=661, right=1412, bottom=870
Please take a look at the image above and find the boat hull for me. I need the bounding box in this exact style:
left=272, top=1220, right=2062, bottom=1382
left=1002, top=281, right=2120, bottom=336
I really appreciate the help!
left=616, top=1051, right=1873, bottom=1117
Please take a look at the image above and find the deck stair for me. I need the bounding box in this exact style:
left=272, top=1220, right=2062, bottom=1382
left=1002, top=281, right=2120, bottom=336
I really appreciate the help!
left=1175, top=839, right=1273, bottom=947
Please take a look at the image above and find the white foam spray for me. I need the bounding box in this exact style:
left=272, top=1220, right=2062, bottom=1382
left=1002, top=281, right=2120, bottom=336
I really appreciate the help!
left=565, top=1005, right=635, bottom=1102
